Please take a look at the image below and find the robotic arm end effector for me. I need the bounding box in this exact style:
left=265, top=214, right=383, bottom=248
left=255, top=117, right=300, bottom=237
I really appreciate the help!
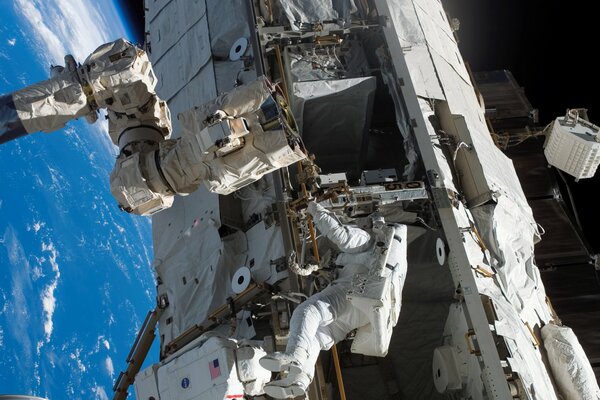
left=1, top=39, right=159, bottom=146
left=110, top=148, right=176, bottom=216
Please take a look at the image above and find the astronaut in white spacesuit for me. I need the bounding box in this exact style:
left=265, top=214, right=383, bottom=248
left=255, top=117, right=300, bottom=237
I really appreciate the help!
left=260, top=201, right=408, bottom=398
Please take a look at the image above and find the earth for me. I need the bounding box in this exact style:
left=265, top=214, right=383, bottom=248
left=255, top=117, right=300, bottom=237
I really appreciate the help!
left=0, top=1, right=157, bottom=399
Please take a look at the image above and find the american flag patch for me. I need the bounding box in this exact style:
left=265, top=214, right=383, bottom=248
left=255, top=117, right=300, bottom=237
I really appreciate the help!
left=209, top=358, right=221, bottom=380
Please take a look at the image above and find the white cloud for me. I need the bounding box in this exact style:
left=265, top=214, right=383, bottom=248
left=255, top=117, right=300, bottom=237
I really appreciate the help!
left=92, top=115, right=119, bottom=157
left=12, top=0, right=67, bottom=64
left=16, top=72, right=28, bottom=86
left=92, top=385, right=109, bottom=400
left=40, top=278, right=59, bottom=342
left=7, top=38, right=16, bottom=46
left=41, top=241, right=60, bottom=273
left=33, top=361, right=41, bottom=386
left=32, top=266, right=44, bottom=280
left=40, top=241, right=61, bottom=342
left=13, top=0, right=128, bottom=65
left=104, top=356, right=114, bottom=378
left=69, top=347, right=87, bottom=373
left=92, top=335, right=111, bottom=353
left=3, top=226, right=34, bottom=372
left=33, top=221, right=45, bottom=233
left=26, top=220, right=46, bottom=233
left=0, top=289, right=7, bottom=314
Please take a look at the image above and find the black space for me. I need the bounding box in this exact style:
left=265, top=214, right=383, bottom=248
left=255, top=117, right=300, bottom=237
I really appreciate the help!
left=443, top=0, right=598, bottom=123
left=115, top=0, right=145, bottom=44
left=117, top=0, right=599, bottom=252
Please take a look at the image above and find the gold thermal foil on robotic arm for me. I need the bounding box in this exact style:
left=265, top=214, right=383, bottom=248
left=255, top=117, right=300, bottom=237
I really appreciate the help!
left=111, top=77, right=307, bottom=215
left=0, top=38, right=171, bottom=146
left=2, top=66, right=93, bottom=142
left=82, top=39, right=172, bottom=144
left=175, top=76, right=307, bottom=195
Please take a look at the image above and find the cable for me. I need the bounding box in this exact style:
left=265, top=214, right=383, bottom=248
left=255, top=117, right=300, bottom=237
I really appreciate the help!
left=273, top=292, right=308, bottom=304
left=415, top=216, right=436, bottom=231
left=452, top=141, right=470, bottom=161
left=556, top=169, right=583, bottom=230
left=536, top=222, right=546, bottom=237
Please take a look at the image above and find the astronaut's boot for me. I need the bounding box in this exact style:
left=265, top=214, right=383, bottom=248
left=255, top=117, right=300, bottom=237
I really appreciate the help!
left=263, top=371, right=312, bottom=399
left=259, top=352, right=303, bottom=374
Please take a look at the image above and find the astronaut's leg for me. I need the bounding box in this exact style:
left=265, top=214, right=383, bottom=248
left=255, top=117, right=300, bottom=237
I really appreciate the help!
left=260, top=288, right=336, bottom=373
left=301, top=333, right=325, bottom=379
left=263, top=337, right=322, bottom=399
left=287, top=292, right=337, bottom=355
left=261, top=286, right=347, bottom=399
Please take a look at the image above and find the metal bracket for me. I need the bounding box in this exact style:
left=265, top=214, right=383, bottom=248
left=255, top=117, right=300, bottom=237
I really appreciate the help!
left=465, top=329, right=481, bottom=356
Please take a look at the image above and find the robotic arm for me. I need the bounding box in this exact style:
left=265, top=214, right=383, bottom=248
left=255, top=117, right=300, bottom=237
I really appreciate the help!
left=0, top=66, right=91, bottom=143
left=0, top=39, right=306, bottom=215
left=0, top=39, right=171, bottom=146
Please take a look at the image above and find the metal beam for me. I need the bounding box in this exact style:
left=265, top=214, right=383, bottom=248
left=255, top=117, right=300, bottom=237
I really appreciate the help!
left=113, top=308, right=162, bottom=400
left=373, top=1, right=513, bottom=398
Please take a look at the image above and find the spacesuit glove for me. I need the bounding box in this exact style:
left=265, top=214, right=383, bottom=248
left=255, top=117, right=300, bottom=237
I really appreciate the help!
left=306, top=200, right=322, bottom=217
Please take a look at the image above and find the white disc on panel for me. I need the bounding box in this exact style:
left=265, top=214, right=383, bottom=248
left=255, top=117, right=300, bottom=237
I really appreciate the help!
left=229, top=37, right=248, bottom=61
left=432, top=346, right=462, bottom=393
left=432, top=348, right=450, bottom=393
left=436, top=238, right=446, bottom=266
left=232, top=266, right=251, bottom=294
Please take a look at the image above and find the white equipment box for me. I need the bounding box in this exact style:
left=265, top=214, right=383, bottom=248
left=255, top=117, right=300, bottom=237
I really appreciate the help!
left=544, top=110, right=600, bottom=179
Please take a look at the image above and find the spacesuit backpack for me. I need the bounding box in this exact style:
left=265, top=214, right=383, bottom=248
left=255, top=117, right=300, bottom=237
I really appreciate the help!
left=346, top=222, right=408, bottom=357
